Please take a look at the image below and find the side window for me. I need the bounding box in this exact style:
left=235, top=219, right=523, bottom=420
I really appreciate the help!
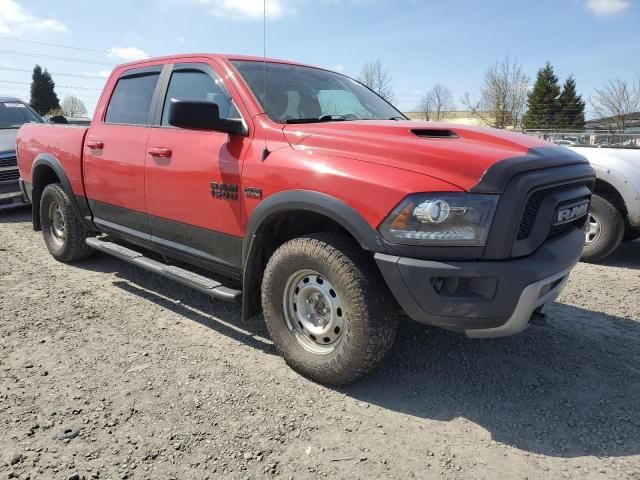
left=105, top=72, right=160, bottom=125
left=161, top=69, right=240, bottom=126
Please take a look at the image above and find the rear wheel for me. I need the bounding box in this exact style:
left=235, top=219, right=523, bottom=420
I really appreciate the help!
left=40, top=183, right=93, bottom=262
left=261, top=233, right=397, bottom=385
left=581, top=194, right=624, bottom=262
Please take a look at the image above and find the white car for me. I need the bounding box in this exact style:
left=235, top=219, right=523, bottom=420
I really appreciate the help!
left=570, top=147, right=640, bottom=261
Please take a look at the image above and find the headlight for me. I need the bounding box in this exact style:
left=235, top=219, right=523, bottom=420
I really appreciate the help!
left=379, top=193, right=499, bottom=246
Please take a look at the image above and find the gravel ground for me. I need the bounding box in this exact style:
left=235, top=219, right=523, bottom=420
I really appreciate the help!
left=1, top=206, right=639, bottom=480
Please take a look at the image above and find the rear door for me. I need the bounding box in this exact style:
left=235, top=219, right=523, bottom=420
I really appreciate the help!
left=83, top=66, right=164, bottom=238
left=144, top=62, right=249, bottom=271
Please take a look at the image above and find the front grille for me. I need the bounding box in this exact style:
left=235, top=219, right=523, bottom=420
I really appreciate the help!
left=517, top=182, right=592, bottom=241
left=0, top=169, right=19, bottom=182
left=517, top=188, right=553, bottom=239
left=0, top=156, right=17, bottom=168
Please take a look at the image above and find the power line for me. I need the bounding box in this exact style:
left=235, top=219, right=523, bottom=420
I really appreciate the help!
left=0, top=66, right=108, bottom=80
left=0, top=79, right=102, bottom=91
left=0, top=35, right=111, bottom=54
left=0, top=49, right=115, bottom=66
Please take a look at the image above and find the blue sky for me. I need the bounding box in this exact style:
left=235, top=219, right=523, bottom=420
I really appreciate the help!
left=0, top=0, right=637, bottom=115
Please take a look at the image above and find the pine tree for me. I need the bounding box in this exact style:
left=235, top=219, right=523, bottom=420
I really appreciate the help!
left=557, top=76, right=586, bottom=130
left=523, top=63, right=561, bottom=129
left=30, top=65, right=60, bottom=115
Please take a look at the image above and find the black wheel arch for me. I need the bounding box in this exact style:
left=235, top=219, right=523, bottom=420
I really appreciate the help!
left=241, top=190, right=386, bottom=320
left=31, top=154, right=93, bottom=232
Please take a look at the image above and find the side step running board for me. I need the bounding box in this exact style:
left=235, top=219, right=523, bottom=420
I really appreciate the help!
left=86, top=237, right=241, bottom=302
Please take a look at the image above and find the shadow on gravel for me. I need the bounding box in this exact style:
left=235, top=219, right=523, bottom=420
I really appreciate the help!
left=0, top=206, right=31, bottom=224
left=342, top=303, right=640, bottom=459
left=77, top=252, right=274, bottom=355
left=72, top=235, right=639, bottom=459
left=595, top=239, right=640, bottom=269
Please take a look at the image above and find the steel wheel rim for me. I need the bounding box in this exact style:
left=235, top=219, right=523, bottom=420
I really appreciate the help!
left=585, top=212, right=601, bottom=246
left=283, top=269, right=345, bottom=355
left=48, top=200, right=66, bottom=247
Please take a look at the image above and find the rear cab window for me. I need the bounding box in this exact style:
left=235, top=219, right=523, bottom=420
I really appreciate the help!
left=105, top=70, right=161, bottom=125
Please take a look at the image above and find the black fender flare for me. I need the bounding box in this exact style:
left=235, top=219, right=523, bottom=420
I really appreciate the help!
left=31, top=154, right=93, bottom=231
left=242, top=189, right=384, bottom=264
left=241, top=190, right=386, bottom=320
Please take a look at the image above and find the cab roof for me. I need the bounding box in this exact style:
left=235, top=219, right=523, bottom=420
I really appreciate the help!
left=115, top=53, right=317, bottom=70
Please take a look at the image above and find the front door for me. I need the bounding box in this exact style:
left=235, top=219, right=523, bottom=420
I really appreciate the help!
left=84, top=66, right=163, bottom=238
left=144, top=62, right=250, bottom=270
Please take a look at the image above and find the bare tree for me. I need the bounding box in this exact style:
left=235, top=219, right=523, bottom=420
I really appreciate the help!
left=417, top=84, right=455, bottom=121
left=462, top=56, right=529, bottom=129
left=358, top=60, right=395, bottom=103
left=590, top=77, right=640, bottom=132
left=61, top=95, right=88, bottom=117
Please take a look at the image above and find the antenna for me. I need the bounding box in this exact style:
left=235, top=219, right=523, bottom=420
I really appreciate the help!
left=261, top=0, right=270, bottom=161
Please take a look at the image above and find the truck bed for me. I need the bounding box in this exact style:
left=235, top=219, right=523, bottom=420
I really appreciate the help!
left=17, top=123, right=89, bottom=198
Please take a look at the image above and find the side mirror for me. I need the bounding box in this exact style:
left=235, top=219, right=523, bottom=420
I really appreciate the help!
left=168, top=99, right=244, bottom=135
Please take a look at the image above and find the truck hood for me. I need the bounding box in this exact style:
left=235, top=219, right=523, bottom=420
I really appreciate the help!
left=283, top=121, right=553, bottom=191
left=0, top=128, right=18, bottom=154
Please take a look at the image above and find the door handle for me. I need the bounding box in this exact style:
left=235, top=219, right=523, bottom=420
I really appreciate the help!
left=148, top=147, right=172, bottom=158
left=86, top=140, right=104, bottom=150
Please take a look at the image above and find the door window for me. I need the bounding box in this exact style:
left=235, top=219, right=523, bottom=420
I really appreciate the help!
left=161, top=69, right=240, bottom=126
left=105, top=72, right=160, bottom=125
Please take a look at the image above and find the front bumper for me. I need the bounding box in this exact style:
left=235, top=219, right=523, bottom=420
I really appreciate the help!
left=375, top=227, right=585, bottom=338
left=0, top=178, right=28, bottom=210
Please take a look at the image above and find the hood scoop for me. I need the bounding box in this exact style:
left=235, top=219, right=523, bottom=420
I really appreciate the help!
left=411, top=128, right=458, bottom=139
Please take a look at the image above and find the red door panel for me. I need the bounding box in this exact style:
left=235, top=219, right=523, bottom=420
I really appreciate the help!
left=83, top=123, right=151, bottom=230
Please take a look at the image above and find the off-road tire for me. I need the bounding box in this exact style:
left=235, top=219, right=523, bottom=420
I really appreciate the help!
left=40, top=183, right=93, bottom=262
left=261, top=233, right=397, bottom=385
left=581, top=194, right=624, bottom=262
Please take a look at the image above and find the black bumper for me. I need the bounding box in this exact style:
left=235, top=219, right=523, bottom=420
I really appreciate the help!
left=375, top=227, right=585, bottom=336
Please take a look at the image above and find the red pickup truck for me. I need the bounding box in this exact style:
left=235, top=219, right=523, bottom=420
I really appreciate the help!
left=17, top=54, right=594, bottom=384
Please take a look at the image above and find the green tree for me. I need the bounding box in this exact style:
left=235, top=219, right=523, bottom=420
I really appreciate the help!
left=30, top=65, right=60, bottom=115
left=557, top=76, right=585, bottom=129
left=523, top=63, right=561, bottom=129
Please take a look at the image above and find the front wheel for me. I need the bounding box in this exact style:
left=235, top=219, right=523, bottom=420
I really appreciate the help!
left=581, top=194, right=624, bottom=262
left=261, top=233, right=397, bottom=385
left=40, top=183, right=93, bottom=262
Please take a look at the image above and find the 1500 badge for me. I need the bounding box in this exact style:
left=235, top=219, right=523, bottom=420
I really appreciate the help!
left=210, top=182, right=238, bottom=200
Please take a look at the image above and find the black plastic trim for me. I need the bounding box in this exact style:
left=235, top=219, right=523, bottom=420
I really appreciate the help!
left=89, top=199, right=242, bottom=279
left=243, top=190, right=385, bottom=265
left=471, top=146, right=590, bottom=194
left=31, top=153, right=94, bottom=231
left=89, top=199, right=150, bottom=235
left=482, top=163, right=595, bottom=259
left=375, top=227, right=585, bottom=331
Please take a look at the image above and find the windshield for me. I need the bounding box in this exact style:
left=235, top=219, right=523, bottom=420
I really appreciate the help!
left=0, top=101, right=43, bottom=129
left=231, top=60, right=405, bottom=124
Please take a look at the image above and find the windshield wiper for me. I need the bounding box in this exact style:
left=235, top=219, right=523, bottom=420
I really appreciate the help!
left=285, top=115, right=352, bottom=124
